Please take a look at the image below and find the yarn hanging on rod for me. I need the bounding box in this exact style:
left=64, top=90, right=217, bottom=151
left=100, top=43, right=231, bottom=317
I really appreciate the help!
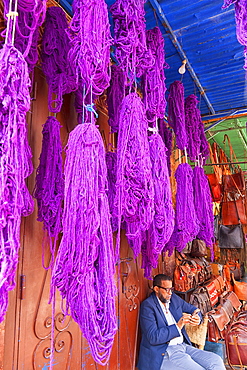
left=41, top=7, right=77, bottom=113
left=164, top=163, right=199, bottom=256
left=67, top=0, right=112, bottom=97
left=107, top=64, right=126, bottom=133
left=141, top=27, right=169, bottom=124
left=193, top=166, right=214, bottom=260
left=141, top=132, right=174, bottom=279
left=33, top=116, right=64, bottom=267
left=2, top=0, right=47, bottom=71
left=52, top=123, right=117, bottom=365
left=110, top=0, right=154, bottom=83
left=114, top=92, right=154, bottom=259
left=106, top=151, right=118, bottom=232
left=168, top=80, right=187, bottom=150
left=0, top=44, right=34, bottom=322
left=222, top=0, right=247, bottom=70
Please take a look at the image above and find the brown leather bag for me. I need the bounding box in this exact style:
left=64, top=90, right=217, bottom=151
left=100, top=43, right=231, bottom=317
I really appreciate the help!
left=174, top=262, right=195, bottom=292
left=207, top=304, right=231, bottom=342
left=213, top=275, right=225, bottom=295
left=189, top=287, right=212, bottom=316
left=225, top=321, right=247, bottom=369
left=205, top=280, right=219, bottom=307
left=190, top=239, right=207, bottom=258
left=221, top=196, right=247, bottom=225
left=232, top=274, right=247, bottom=301
left=221, top=291, right=242, bottom=312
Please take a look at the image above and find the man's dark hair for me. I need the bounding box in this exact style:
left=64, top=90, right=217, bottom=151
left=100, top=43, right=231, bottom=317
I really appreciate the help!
left=153, top=274, right=172, bottom=288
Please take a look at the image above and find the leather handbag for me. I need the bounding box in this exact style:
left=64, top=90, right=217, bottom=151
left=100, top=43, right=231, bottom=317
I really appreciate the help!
left=218, top=224, right=244, bottom=249
left=225, top=321, right=247, bottom=369
left=174, top=261, right=196, bottom=292
left=205, top=280, right=219, bottom=308
left=232, top=274, right=247, bottom=301
left=221, top=291, right=242, bottom=312
left=189, top=287, right=212, bottom=316
left=213, top=275, right=225, bottom=295
left=207, top=304, right=231, bottom=342
left=190, top=239, right=207, bottom=258
left=207, top=173, right=222, bottom=202
left=224, top=262, right=241, bottom=281
left=221, top=196, right=247, bottom=225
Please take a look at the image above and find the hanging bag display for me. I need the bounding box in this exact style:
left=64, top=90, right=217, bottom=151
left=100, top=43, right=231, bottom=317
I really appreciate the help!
left=225, top=321, right=247, bottom=369
left=218, top=224, right=244, bottom=249
left=232, top=274, right=247, bottom=301
left=190, top=239, right=207, bottom=257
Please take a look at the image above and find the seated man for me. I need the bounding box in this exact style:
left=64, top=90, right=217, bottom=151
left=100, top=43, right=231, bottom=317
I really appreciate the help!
left=137, top=274, right=225, bottom=370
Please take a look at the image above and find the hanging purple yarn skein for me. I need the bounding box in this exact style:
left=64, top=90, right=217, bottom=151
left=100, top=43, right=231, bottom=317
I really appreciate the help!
left=158, top=119, right=173, bottom=176
left=41, top=7, right=77, bottom=113
left=193, top=166, right=214, bottom=260
left=0, top=44, right=34, bottom=322
left=141, top=133, right=174, bottom=279
left=106, top=151, right=118, bottom=232
left=107, top=64, right=126, bottom=133
left=114, top=92, right=154, bottom=259
left=168, top=81, right=187, bottom=150
left=33, top=116, right=64, bottom=264
left=164, top=163, right=199, bottom=256
left=2, top=0, right=47, bottom=72
left=142, top=27, right=169, bottom=124
left=52, top=123, right=117, bottom=365
left=67, top=0, right=112, bottom=96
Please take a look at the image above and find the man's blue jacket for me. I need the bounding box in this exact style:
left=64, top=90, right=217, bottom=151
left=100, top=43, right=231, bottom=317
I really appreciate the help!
left=137, top=292, right=201, bottom=370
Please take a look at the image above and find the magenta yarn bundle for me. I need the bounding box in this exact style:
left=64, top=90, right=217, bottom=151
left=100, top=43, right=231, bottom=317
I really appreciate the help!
left=3, top=0, right=47, bottom=71
left=41, top=7, right=77, bottom=113
left=164, top=163, right=199, bottom=256
left=34, top=117, right=64, bottom=263
left=110, top=0, right=153, bottom=82
left=168, top=81, right=187, bottom=150
left=185, top=94, right=203, bottom=161
left=158, top=119, right=173, bottom=176
left=0, top=44, right=34, bottom=322
left=142, top=27, right=169, bottom=123
left=141, top=133, right=174, bottom=279
left=193, top=166, right=214, bottom=260
left=67, top=0, right=112, bottom=96
left=52, top=123, right=117, bottom=365
left=107, top=64, right=126, bottom=133
left=106, top=151, right=118, bottom=232
left=115, top=92, right=154, bottom=258
left=223, top=0, right=247, bottom=70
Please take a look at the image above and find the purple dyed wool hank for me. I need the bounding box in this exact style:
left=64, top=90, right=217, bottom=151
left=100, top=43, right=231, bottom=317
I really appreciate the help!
left=222, top=0, right=247, bottom=70
left=107, top=64, right=126, bottom=133
left=158, top=118, right=173, bottom=176
left=3, top=0, right=47, bottom=72
left=34, top=116, right=64, bottom=266
left=168, top=81, right=187, bottom=150
left=193, top=166, right=214, bottom=260
left=106, top=151, right=118, bottom=232
left=114, top=92, right=154, bottom=258
left=165, top=163, right=199, bottom=256
left=68, top=0, right=112, bottom=96
left=185, top=94, right=209, bottom=162
left=0, top=44, right=34, bottom=322
left=110, top=0, right=154, bottom=82
left=52, top=123, right=117, bottom=365
left=41, top=7, right=77, bottom=113
left=142, top=27, right=169, bottom=124
left=141, top=133, right=174, bottom=279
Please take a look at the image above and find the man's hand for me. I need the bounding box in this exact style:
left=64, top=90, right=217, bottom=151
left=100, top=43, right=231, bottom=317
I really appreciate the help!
left=177, top=313, right=192, bottom=329
left=189, top=309, right=201, bottom=326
